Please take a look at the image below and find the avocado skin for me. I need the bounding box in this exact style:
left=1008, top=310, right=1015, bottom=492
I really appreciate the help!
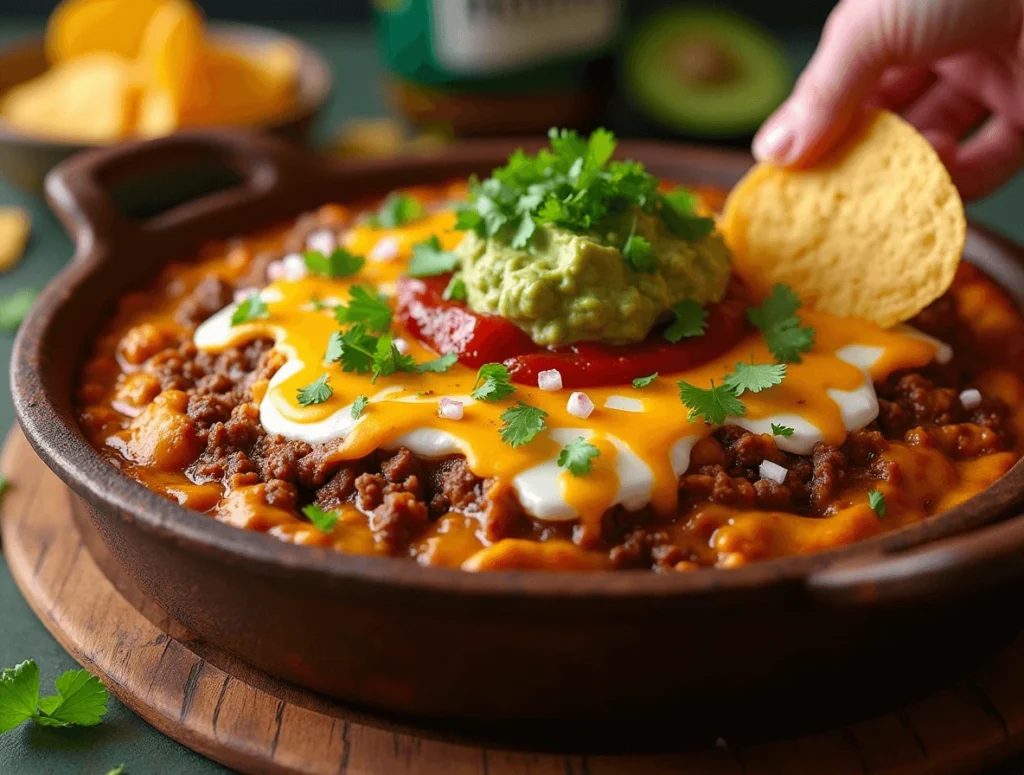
left=622, top=7, right=793, bottom=140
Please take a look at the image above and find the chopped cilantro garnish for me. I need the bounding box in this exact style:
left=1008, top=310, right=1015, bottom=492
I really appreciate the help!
left=0, top=288, right=38, bottom=332
left=371, top=333, right=418, bottom=383
left=416, top=353, right=458, bottom=373
left=723, top=361, right=787, bottom=395
left=664, top=300, right=707, bottom=343
left=677, top=379, right=746, bottom=425
left=351, top=394, right=368, bottom=419
left=454, top=128, right=711, bottom=261
left=326, top=325, right=374, bottom=373
left=471, top=363, right=515, bottom=402
left=334, top=285, right=392, bottom=332
left=408, top=236, right=459, bottom=277
left=867, top=489, right=887, bottom=519
left=499, top=402, right=548, bottom=447
left=230, top=294, right=269, bottom=326
left=771, top=423, right=795, bottom=438
left=303, top=248, right=365, bottom=278
left=297, top=374, right=333, bottom=406
left=747, top=284, right=816, bottom=363
left=622, top=216, right=657, bottom=273
left=659, top=189, right=716, bottom=241
left=557, top=437, right=600, bottom=476
left=367, top=193, right=425, bottom=228
left=302, top=504, right=339, bottom=532
left=0, top=660, right=109, bottom=733
left=443, top=276, right=467, bottom=301
left=632, top=373, right=658, bottom=389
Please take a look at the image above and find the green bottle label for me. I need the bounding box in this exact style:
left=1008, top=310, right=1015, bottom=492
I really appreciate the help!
left=374, top=0, right=622, bottom=91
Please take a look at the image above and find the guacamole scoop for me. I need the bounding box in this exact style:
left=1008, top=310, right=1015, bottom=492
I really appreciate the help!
left=456, top=211, right=732, bottom=347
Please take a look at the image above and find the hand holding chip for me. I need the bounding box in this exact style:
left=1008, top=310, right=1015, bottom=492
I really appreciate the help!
left=753, top=0, right=1024, bottom=199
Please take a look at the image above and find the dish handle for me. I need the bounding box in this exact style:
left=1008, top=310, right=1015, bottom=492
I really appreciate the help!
left=44, top=130, right=319, bottom=255
left=806, top=512, right=1024, bottom=606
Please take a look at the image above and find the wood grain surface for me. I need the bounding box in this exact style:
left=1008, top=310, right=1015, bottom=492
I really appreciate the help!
left=4, top=427, right=1024, bottom=775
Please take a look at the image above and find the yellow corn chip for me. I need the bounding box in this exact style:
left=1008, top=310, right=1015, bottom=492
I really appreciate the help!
left=137, top=0, right=204, bottom=121
left=46, top=0, right=163, bottom=63
left=0, top=53, right=137, bottom=142
left=0, top=208, right=30, bottom=273
left=721, top=110, right=965, bottom=328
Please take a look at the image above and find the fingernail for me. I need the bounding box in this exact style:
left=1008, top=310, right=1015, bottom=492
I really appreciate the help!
left=753, top=120, right=796, bottom=165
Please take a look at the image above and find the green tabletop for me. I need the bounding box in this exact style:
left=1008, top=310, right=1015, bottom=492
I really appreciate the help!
left=3, top=19, right=1024, bottom=775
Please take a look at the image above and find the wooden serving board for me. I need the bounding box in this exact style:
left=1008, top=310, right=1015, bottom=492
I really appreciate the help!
left=5, top=427, right=1024, bottom=775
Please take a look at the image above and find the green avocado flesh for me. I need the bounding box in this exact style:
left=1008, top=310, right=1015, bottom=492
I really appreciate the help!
left=456, top=211, right=732, bottom=347
left=625, top=9, right=792, bottom=137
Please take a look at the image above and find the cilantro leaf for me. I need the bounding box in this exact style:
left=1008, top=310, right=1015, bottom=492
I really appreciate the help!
left=747, top=284, right=816, bottom=363
left=771, top=423, right=795, bottom=438
left=416, top=353, right=458, bottom=373
left=621, top=216, right=658, bottom=273
left=557, top=437, right=600, bottom=476
left=677, top=380, right=746, bottom=425
left=368, top=193, right=425, bottom=228
left=304, top=248, right=365, bottom=278
left=0, top=660, right=39, bottom=733
left=297, top=374, right=333, bottom=406
left=371, top=333, right=418, bottom=383
left=35, top=669, right=109, bottom=728
left=0, top=661, right=110, bottom=733
left=723, top=361, right=787, bottom=395
left=499, top=402, right=548, bottom=447
left=105, top=767, right=125, bottom=775
left=664, top=300, right=707, bottom=343
left=230, top=294, right=269, bottom=326
left=659, top=190, right=716, bottom=241
left=867, top=489, right=887, bottom=519
left=0, top=288, right=38, bottom=333
left=334, top=285, right=392, bottom=332
left=632, top=373, right=658, bottom=389
left=351, top=395, right=368, bottom=419
left=408, top=236, right=460, bottom=277
left=443, top=276, right=467, bottom=301
left=303, top=504, right=339, bottom=532
left=471, top=363, right=515, bottom=402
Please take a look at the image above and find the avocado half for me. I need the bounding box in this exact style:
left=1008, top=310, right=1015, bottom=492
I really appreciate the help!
left=624, top=7, right=792, bottom=139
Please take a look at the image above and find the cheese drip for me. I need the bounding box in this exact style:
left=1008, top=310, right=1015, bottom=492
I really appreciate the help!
left=194, top=210, right=946, bottom=529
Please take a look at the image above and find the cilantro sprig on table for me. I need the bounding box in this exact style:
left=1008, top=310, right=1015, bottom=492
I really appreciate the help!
left=747, top=284, right=816, bottom=364
left=0, top=288, right=38, bottom=333
left=0, top=660, right=109, bottom=734
left=454, top=128, right=715, bottom=261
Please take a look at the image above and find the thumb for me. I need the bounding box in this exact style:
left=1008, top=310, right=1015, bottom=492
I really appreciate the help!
left=754, top=0, right=888, bottom=167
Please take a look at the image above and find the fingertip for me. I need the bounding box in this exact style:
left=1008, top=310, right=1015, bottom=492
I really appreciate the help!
left=753, top=110, right=797, bottom=165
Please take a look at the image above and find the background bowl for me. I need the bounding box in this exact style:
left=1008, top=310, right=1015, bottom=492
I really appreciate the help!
left=0, top=22, right=332, bottom=193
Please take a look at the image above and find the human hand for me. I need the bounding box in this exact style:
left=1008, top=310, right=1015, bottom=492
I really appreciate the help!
left=753, top=0, right=1024, bottom=200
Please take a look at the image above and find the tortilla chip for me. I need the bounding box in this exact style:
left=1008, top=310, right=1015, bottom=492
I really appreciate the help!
left=721, top=110, right=966, bottom=328
left=0, top=53, right=136, bottom=142
left=0, top=208, right=30, bottom=273
left=137, top=0, right=204, bottom=120
left=45, top=0, right=163, bottom=63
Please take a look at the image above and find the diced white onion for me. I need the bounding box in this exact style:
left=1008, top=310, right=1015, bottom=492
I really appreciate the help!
left=538, top=369, right=563, bottom=391
left=233, top=287, right=259, bottom=304
left=306, top=229, right=337, bottom=256
left=567, top=392, right=594, bottom=419
left=393, top=337, right=409, bottom=355
left=438, top=398, right=464, bottom=420
left=281, top=253, right=308, bottom=281
left=759, top=460, right=788, bottom=485
left=959, top=388, right=982, bottom=410
left=369, top=236, right=401, bottom=263
left=266, top=260, right=286, bottom=282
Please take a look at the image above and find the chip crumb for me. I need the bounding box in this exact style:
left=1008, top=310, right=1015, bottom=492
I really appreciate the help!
left=0, top=207, right=30, bottom=273
left=721, top=110, right=965, bottom=328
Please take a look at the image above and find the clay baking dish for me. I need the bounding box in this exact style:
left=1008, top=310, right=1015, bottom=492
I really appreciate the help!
left=12, top=130, right=1024, bottom=748
left=0, top=23, right=331, bottom=193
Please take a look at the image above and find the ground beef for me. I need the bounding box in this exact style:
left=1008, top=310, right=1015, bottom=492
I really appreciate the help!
left=175, top=277, right=234, bottom=329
